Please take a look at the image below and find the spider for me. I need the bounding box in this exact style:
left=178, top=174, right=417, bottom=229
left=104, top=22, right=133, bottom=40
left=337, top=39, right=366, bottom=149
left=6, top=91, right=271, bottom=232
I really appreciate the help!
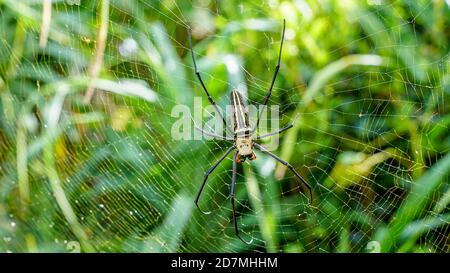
left=187, top=19, right=312, bottom=244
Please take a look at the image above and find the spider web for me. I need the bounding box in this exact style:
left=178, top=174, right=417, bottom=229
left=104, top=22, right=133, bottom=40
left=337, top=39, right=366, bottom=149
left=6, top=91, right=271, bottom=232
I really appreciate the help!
left=0, top=0, right=448, bottom=253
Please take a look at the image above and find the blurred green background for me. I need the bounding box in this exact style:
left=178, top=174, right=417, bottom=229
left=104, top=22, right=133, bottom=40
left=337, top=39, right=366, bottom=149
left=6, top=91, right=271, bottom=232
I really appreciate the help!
left=0, top=0, right=449, bottom=253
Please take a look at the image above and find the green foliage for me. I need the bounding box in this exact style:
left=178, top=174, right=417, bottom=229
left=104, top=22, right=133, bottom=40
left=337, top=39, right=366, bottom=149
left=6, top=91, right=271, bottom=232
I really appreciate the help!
left=0, top=0, right=448, bottom=253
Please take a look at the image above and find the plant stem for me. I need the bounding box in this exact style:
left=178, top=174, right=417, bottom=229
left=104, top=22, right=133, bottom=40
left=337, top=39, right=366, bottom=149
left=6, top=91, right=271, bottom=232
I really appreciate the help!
left=244, top=165, right=278, bottom=252
left=39, top=0, right=52, bottom=49
left=84, top=0, right=110, bottom=103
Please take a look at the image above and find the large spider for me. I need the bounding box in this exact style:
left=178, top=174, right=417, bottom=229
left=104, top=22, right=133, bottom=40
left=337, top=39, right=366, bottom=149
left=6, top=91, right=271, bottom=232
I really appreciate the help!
left=188, top=20, right=312, bottom=244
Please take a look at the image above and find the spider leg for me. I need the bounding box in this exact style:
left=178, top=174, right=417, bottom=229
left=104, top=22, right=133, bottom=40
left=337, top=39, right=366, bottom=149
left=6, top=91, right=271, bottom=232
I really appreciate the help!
left=230, top=150, right=254, bottom=245
left=195, top=145, right=235, bottom=214
left=187, top=28, right=233, bottom=135
left=191, top=118, right=233, bottom=141
left=256, top=112, right=299, bottom=140
left=254, top=143, right=312, bottom=203
left=253, top=19, right=285, bottom=132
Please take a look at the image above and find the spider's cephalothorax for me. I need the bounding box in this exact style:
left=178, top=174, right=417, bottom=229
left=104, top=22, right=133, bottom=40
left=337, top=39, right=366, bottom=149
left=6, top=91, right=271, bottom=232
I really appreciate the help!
left=188, top=19, right=312, bottom=245
left=231, top=90, right=256, bottom=163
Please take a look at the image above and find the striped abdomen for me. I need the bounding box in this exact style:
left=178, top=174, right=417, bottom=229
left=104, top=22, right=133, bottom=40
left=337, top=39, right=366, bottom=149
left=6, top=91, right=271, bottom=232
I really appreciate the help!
left=230, top=90, right=250, bottom=136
